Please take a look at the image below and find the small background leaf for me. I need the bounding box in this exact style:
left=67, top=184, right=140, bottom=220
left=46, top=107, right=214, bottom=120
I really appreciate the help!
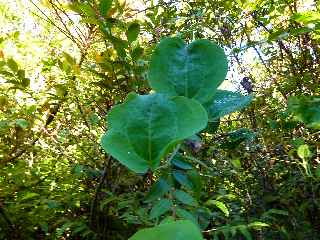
left=126, top=22, right=140, bottom=43
left=149, top=199, right=172, bottom=219
left=206, top=200, right=229, bottom=217
left=100, top=0, right=112, bottom=16
left=205, top=90, right=252, bottom=121
left=16, top=118, right=29, bottom=129
left=173, top=190, right=197, bottom=206
left=297, top=144, right=311, bottom=160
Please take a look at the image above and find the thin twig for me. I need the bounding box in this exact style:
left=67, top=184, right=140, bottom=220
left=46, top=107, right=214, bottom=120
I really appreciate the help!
left=55, top=0, right=88, bottom=41
left=29, top=0, right=83, bottom=49
left=157, top=144, right=181, bottom=170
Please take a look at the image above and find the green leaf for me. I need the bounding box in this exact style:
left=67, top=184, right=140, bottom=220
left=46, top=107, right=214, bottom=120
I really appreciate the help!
left=7, top=58, right=18, bottom=72
left=21, top=78, right=30, bottom=88
left=150, top=199, right=172, bottom=219
left=315, top=165, right=320, bottom=178
left=17, top=69, right=25, bottom=79
left=100, top=0, right=112, bottom=16
left=204, top=90, right=252, bottom=121
left=174, top=190, right=197, bottom=206
left=79, top=3, right=96, bottom=18
left=173, top=170, right=193, bottom=189
left=264, top=209, right=289, bottom=216
left=160, top=216, right=175, bottom=225
left=268, top=29, right=289, bottom=41
left=101, top=93, right=208, bottom=173
left=131, top=46, right=144, bottom=61
left=66, top=2, right=82, bottom=14
left=126, top=22, right=140, bottom=43
left=187, top=170, right=202, bottom=199
left=237, top=225, right=252, bottom=240
left=110, top=36, right=128, bottom=58
left=16, top=118, right=29, bottom=129
left=205, top=200, right=229, bottom=217
left=100, top=196, right=117, bottom=210
left=145, top=178, right=171, bottom=203
left=47, top=200, right=60, bottom=209
left=248, top=221, right=269, bottom=229
left=63, top=52, right=76, bottom=66
left=231, top=159, right=241, bottom=169
left=297, top=144, right=311, bottom=160
left=89, top=113, right=100, bottom=125
left=292, top=11, right=320, bottom=24
left=148, top=37, right=228, bottom=103
left=176, top=208, right=198, bottom=225
left=21, top=192, right=40, bottom=201
left=129, top=220, right=203, bottom=240
left=171, top=154, right=193, bottom=170
left=288, top=96, right=320, bottom=129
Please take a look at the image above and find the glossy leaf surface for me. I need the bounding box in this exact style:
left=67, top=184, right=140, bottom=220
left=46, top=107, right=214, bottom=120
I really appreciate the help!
left=101, top=93, right=208, bottom=173
left=205, top=90, right=252, bottom=121
left=148, top=38, right=228, bottom=103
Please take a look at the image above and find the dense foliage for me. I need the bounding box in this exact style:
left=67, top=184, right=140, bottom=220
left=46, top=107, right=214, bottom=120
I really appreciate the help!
left=0, top=0, right=319, bottom=239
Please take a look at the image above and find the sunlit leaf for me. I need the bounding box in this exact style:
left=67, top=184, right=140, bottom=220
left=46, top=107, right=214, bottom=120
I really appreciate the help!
left=148, top=38, right=228, bottom=103
left=16, top=118, right=29, bottom=129
left=248, top=221, right=269, bottom=229
left=126, top=22, right=140, bottom=43
left=7, top=58, right=18, bottom=72
left=205, top=200, right=229, bottom=217
left=297, top=144, right=311, bottom=160
left=204, top=90, right=252, bottom=121
left=100, top=0, right=113, bottom=16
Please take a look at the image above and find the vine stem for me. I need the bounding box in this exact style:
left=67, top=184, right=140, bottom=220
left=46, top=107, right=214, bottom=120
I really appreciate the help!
left=184, top=155, right=214, bottom=171
left=157, top=144, right=181, bottom=170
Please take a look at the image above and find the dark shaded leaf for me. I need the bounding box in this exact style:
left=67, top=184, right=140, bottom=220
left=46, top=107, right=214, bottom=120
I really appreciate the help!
left=126, top=22, right=140, bottom=43
left=149, top=199, right=172, bottom=219
left=145, top=178, right=171, bottom=203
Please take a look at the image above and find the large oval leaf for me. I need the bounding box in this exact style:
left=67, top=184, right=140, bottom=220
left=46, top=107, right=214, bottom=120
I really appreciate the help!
left=129, top=220, right=203, bottom=240
left=148, top=38, right=228, bottom=103
left=204, top=90, right=252, bottom=121
left=101, top=93, right=208, bottom=173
